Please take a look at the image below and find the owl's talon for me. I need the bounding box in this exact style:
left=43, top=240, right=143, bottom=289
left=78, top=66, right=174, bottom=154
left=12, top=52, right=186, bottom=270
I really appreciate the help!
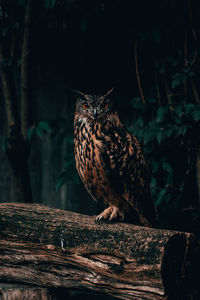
left=95, top=215, right=103, bottom=223
left=95, top=205, right=124, bottom=224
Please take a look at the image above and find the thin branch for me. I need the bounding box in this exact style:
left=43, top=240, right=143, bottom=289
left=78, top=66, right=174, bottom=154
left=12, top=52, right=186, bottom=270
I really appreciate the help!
left=9, top=4, right=17, bottom=60
left=188, top=0, right=197, bottom=41
left=184, top=31, right=188, bottom=97
left=155, top=72, right=161, bottom=106
left=190, top=79, right=200, bottom=104
left=187, top=0, right=199, bottom=66
left=134, top=40, right=145, bottom=104
left=10, top=30, right=16, bottom=59
left=184, top=31, right=188, bottom=64
left=168, top=93, right=184, bottom=97
left=0, top=39, right=18, bottom=131
left=164, top=80, right=173, bottom=114
left=191, top=49, right=199, bottom=66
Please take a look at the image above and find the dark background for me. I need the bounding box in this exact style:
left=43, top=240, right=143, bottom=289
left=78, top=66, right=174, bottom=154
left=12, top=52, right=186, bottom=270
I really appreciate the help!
left=0, top=0, right=200, bottom=298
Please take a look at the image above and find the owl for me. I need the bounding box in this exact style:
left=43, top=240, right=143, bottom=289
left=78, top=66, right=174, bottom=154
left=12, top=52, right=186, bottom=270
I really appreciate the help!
left=74, top=88, right=157, bottom=227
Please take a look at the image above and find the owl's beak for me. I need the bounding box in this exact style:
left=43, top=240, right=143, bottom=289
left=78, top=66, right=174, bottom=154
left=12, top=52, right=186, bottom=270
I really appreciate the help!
left=93, top=108, right=98, bottom=119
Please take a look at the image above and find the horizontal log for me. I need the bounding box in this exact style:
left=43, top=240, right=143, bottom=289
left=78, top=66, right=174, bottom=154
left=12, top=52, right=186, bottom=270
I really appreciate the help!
left=0, top=203, right=199, bottom=300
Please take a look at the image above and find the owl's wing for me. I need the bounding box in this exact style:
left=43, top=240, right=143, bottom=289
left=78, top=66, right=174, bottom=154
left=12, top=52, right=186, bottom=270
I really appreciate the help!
left=103, top=127, right=157, bottom=225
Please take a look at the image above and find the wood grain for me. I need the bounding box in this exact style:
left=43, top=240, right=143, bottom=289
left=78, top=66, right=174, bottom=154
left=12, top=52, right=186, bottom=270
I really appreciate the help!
left=0, top=203, right=199, bottom=300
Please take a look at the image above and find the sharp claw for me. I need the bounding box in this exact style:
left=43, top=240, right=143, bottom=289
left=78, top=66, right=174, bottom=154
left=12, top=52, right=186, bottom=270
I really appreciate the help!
left=95, top=215, right=103, bottom=223
left=95, top=206, right=124, bottom=224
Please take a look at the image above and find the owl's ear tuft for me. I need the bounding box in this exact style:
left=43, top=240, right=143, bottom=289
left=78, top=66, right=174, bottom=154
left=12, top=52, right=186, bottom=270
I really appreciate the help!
left=104, top=88, right=115, bottom=98
left=72, top=90, right=88, bottom=100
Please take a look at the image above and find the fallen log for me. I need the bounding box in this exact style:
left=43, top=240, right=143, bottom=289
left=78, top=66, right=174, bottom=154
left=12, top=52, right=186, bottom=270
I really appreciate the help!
left=0, top=203, right=199, bottom=300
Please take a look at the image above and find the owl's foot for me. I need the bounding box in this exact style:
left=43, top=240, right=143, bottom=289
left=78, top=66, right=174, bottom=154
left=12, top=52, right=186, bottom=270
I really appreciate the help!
left=95, top=205, right=124, bottom=223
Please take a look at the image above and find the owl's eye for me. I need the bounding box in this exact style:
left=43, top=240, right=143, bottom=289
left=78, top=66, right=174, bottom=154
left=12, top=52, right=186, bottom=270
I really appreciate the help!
left=82, top=103, right=89, bottom=110
left=103, top=103, right=109, bottom=109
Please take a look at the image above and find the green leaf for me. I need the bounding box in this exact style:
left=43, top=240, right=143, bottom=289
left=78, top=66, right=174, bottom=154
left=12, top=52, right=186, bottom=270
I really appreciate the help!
left=158, top=63, right=165, bottom=74
left=150, top=177, right=157, bottom=190
left=80, top=22, right=87, bottom=33
left=17, top=0, right=26, bottom=7
left=156, top=188, right=168, bottom=206
left=172, top=73, right=187, bottom=88
left=56, top=156, right=80, bottom=189
left=156, top=130, right=163, bottom=144
left=0, top=58, right=12, bottom=69
left=184, top=103, right=195, bottom=112
left=130, top=97, right=145, bottom=112
left=174, top=104, right=184, bottom=118
left=162, top=161, right=172, bottom=173
left=44, top=0, right=56, bottom=9
left=14, top=22, right=20, bottom=30
left=38, top=121, right=51, bottom=133
left=35, top=127, right=43, bottom=138
left=35, top=121, right=51, bottom=138
left=2, top=28, right=9, bottom=37
left=27, top=126, right=35, bottom=142
left=162, top=162, right=173, bottom=183
left=152, top=28, right=161, bottom=44
left=167, top=56, right=181, bottom=67
left=177, top=49, right=182, bottom=56
left=183, top=67, right=190, bottom=74
left=0, top=136, right=6, bottom=152
left=143, top=123, right=157, bottom=145
left=56, top=172, right=67, bottom=190
left=152, top=161, right=159, bottom=174
left=181, top=125, right=189, bottom=136
left=191, top=107, right=200, bottom=121
left=148, top=97, right=157, bottom=104
left=156, top=106, right=168, bottom=123
left=165, top=126, right=174, bottom=138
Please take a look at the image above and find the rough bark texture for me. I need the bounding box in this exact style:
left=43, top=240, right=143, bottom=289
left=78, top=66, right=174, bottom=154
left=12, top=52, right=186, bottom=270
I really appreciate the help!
left=0, top=284, right=56, bottom=300
left=0, top=203, right=199, bottom=300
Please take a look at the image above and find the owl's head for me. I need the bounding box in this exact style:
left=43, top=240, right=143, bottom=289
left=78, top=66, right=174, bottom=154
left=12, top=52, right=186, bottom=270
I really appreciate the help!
left=74, top=88, right=115, bottom=121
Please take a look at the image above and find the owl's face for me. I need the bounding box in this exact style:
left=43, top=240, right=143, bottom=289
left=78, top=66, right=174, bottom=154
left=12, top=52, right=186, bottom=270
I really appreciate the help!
left=75, top=88, right=115, bottom=121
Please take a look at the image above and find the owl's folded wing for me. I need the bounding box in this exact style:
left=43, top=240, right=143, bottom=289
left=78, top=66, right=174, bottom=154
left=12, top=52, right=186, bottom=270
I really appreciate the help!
left=102, top=129, right=157, bottom=225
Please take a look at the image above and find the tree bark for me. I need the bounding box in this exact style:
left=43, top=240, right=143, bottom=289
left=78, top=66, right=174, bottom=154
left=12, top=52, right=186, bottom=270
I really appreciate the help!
left=0, top=203, right=199, bottom=300
left=0, top=284, right=56, bottom=300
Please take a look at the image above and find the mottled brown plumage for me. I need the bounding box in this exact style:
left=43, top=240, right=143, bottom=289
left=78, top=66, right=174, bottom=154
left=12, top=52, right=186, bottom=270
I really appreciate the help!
left=74, top=89, right=157, bottom=227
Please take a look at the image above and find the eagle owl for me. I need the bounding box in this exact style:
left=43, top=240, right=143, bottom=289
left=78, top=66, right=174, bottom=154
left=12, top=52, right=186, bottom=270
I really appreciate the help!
left=74, top=89, right=157, bottom=227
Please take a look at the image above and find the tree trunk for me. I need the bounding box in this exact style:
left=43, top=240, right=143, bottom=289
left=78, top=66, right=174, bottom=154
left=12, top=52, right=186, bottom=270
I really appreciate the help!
left=0, top=1, right=33, bottom=203
left=0, top=203, right=199, bottom=300
left=197, top=144, right=200, bottom=210
left=21, top=0, right=33, bottom=139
